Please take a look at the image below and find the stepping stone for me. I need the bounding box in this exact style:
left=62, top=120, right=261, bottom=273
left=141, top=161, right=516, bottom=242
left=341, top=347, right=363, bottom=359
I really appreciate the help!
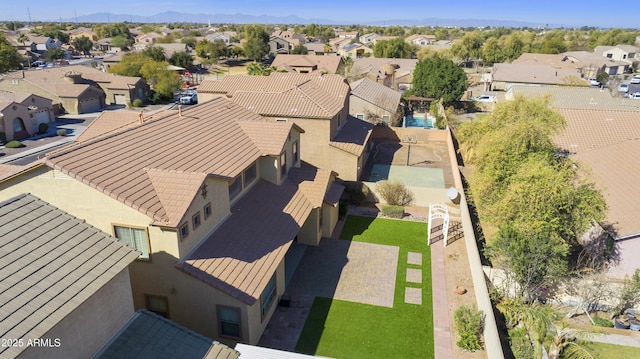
left=407, top=252, right=422, bottom=266
left=406, top=268, right=422, bottom=283
left=404, top=287, right=422, bottom=305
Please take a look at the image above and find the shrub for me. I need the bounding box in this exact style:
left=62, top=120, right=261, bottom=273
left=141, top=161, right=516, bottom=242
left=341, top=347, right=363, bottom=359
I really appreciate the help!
left=57, top=129, right=67, bottom=136
left=381, top=205, right=404, bottom=219
left=344, top=182, right=370, bottom=205
left=5, top=140, right=25, bottom=148
left=376, top=180, right=414, bottom=206
left=508, top=327, right=534, bottom=359
left=454, top=305, right=484, bottom=352
left=132, top=98, right=143, bottom=107
left=593, top=316, right=614, bottom=328
left=38, top=123, right=49, bottom=134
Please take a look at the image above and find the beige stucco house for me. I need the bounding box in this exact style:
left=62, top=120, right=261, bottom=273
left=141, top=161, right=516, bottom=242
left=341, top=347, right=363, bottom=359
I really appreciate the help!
left=0, top=98, right=343, bottom=347
left=197, top=73, right=373, bottom=181
left=349, top=77, right=401, bottom=125
left=0, top=66, right=149, bottom=113
left=0, top=193, right=140, bottom=359
left=0, top=91, right=54, bottom=141
left=271, top=54, right=344, bottom=74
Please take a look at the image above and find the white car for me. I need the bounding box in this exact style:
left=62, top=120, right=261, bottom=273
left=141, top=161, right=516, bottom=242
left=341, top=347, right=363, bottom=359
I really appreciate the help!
left=618, top=83, right=629, bottom=93
left=474, top=94, right=496, bottom=103
left=588, top=78, right=600, bottom=86
left=631, top=75, right=640, bottom=84
left=629, top=92, right=640, bottom=100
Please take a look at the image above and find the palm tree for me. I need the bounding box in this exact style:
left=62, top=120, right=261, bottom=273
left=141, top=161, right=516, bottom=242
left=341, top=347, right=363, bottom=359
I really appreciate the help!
left=17, top=33, right=30, bottom=67
left=498, top=298, right=595, bottom=359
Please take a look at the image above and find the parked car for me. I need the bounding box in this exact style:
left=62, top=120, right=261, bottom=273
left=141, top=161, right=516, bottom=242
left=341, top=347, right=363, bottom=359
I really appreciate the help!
left=588, top=78, right=600, bottom=86
left=31, top=60, right=46, bottom=68
left=629, top=92, right=640, bottom=100
left=179, top=90, right=198, bottom=105
left=618, top=83, right=629, bottom=93
left=631, top=75, right=640, bottom=84
left=474, top=94, right=496, bottom=103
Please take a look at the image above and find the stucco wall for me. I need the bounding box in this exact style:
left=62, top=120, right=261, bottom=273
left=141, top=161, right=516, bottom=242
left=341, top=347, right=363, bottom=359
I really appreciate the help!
left=0, top=104, right=36, bottom=141
left=349, top=95, right=395, bottom=124
left=322, top=202, right=339, bottom=238
left=18, top=269, right=134, bottom=359
left=298, top=208, right=321, bottom=246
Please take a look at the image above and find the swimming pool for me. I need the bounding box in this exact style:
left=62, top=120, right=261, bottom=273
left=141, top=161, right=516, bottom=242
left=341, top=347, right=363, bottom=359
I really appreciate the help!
left=403, top=114, right=434, bottom=128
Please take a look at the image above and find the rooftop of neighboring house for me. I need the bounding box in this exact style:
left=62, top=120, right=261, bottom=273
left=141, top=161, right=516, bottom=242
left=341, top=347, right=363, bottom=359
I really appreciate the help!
left=594, top=44, right=639, bottom=55
left=95, top=310, right=239, bottom=359
left=329, top=115, right=374, bottom=156
left=177, top=165, right=337, bottom=305
left=75, top=109, right=164, bottom=143
left=2, top=65, right=142, bottom=94
left=304, top=42, right=329, bottom=53
left=197, top=73, right=349, bottom=119
left=152, top=43, right=190, bottom=57
left=507, top=85, right=640, bottom=112
left=405, top=34, right=436, bottom=42
left=0, top=193, right=140, bottom=359
left=491, top=63, right=580, bottom=85
left=553, top=108, right=640, bottom=239
left=350, top=77, right=402, bottom=113
left=44, top=98, right=301, bottom=228
left=352, top=57, right=419, bottom=80
left=0, top=90, right=53, bottom=105
left=271, top=54, right=343, bottom=74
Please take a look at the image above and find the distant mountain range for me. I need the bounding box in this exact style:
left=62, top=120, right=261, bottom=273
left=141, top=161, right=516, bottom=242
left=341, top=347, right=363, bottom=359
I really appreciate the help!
left=68, top=11, right=558, bottom=28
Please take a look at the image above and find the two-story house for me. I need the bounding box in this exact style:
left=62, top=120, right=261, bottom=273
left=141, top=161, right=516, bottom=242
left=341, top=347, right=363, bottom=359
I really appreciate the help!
left=0, top=91, right=54, bottom=141
left=594, top=45, right=639, bottom=71
left=197, top=73, right=373, bottom=181
left=0, top=98, right=344, bottom=346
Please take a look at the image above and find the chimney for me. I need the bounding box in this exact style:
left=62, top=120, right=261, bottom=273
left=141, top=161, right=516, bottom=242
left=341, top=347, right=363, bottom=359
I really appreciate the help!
left=139, top=110, right=144, bottom=124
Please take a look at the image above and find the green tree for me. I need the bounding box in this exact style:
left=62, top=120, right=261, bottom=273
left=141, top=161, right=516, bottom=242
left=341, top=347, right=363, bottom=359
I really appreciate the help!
left=72, top=36, right=93, bottom=55
left=373, top=38, right=415, bottom=58
left=242, top=24, right=270, bottom=61
left=481, top=37, right=505, bottom=64
left=108, top=52, right=148, bottom=77
left=17, top=33, right=30, bottom=67
left=181, top=36, right=197, bottom=48
left=94, top=23, right=131, bottom=39
left=140, top=60, right=182, bottom=101
left=111, top=35, right=132, bottom=49
left=485, top=223, right=569, bottom=300
left=451, top=31, right=483, bottom=62
left=43, top=47, right=66, bottom=61
left=169, top=51, right=193, bottom=69
left=411, top=56, right=467, bottom=104
left=0, top=34, right=24, bottom=72
left=247, top=62, right=277, bottom=76
left=142, top=46, right=166, bottom=62
left=291, top=44, right=308, bottom=55
left=502, top=32, right=526, bottom=61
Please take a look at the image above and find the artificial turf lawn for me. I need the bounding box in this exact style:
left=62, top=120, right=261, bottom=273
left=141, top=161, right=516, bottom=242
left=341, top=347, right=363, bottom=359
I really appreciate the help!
left=582, top=342, right=640, bottom=359
left=295, top=215, right=434, bottom=358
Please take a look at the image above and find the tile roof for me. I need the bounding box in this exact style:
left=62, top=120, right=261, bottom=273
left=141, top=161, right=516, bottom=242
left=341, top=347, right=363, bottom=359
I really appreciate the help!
left=553, top=108, right=640, bottom=238
left=492, top=63, right=580, bottom=85
left=0, top=194, right=140, bottom=359
left=95, top=310, right=239, bottom=359
left=178, top=166, right=332, bottom=304
left=236, top=120, right=300, bottom=155
left=198, top=73, right=349, bottom=119
left=329, top=116, right=374, bottom=156
left=75, top=110, right=150, bottom=143
left=508, top=85, right=640, bottom=112
left=45, top=98, right=295, bottom=227
left=324, top=182, right=345, bottom=205
left=0, top=161, right=46, bottom=183
left=352, top=58, right=418, bottom=79
left=350, top=77, right=402, bottom=113
left=271, top=54, right=343, bottom=74
left=554, top=109, right=640, bottom=153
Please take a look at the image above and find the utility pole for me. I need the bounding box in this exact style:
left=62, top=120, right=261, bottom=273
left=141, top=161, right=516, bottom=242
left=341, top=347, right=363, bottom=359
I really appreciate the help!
left=27, top=7, right=32, bottom=27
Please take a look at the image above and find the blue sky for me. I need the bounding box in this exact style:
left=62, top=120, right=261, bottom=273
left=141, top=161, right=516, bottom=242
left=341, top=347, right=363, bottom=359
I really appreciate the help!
left=0, top=0, right=631, bottom=28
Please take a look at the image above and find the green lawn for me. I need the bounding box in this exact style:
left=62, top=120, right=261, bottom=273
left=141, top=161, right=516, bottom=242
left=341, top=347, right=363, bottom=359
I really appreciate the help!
left=580, top=342, right=640, bottom=359
left=295, top=216, right=434, bottom=359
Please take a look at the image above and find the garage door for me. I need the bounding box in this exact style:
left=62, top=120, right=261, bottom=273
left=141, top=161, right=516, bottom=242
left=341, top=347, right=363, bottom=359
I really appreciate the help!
left=114, top=94, right=127, bottom=105
left=35, top=109, right=50, bottom=126
left=80, top=98, right=102, bottom=113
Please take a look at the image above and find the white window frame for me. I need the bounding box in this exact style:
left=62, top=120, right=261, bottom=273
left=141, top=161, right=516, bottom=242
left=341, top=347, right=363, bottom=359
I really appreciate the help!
left=113, top=225, right=151, bottom=260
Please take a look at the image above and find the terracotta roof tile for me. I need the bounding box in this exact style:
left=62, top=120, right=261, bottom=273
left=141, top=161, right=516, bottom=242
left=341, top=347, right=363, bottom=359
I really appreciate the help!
left=271, top=54, right=343, bottom=74
left=350, top=77, right=401, bottom=113
left=324, top=182, right=345, bottom=205
left=198, top=73, right=349, bottom=119
left=329, top=116, right=374, bottom=156
left=0, top=194, right=139, bottom=358
left=492, top=63, right=579, bottom=85
left=45, top=98, right=293, bottom=226
left=146, top=169, right=207, bottom=227
left=76, top=110, right=146, bottom=143
left=508, top=85, right=640, bottom=112
left=178, top=167, right=332, bottom=304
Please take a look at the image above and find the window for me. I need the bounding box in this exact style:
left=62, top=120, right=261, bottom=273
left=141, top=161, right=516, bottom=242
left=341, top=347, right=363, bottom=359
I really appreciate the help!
left=192, top=212, right=201, bottom=229
left=244, top=163, right=257, bottom=185
left=292, top=141, right=299, bottom=163
left=228, top=176, right=242, bottom=199
left=356, top=113, right=364, bottom=120
left=114, top=225, right=150, bottom=260
left=260, top=274, right=277, bottom=319
left=280, top=152, right=287, bottom=176
left=204, top=203, right=212, bottom=220
left=13, top=118, right=25, bottom=132
left=179, top=222, right=189, bottom=240
left=606, top=53, right=613, bottom=58
left=218, top=306, right=241, bottom=339
left=146, top=295, right=169, bottom=318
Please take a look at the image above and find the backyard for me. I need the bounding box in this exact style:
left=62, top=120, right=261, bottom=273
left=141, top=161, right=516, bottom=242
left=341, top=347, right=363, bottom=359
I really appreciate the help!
left=295, top=216, right=435, bottom=358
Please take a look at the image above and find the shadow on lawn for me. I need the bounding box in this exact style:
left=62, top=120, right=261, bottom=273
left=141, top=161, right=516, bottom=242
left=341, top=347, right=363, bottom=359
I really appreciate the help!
left=294, top=297, right=333, bottom=355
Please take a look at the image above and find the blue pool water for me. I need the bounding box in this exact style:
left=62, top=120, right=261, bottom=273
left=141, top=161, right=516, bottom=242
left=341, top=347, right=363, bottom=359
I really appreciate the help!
left=404, top=115, right=434, bottom=128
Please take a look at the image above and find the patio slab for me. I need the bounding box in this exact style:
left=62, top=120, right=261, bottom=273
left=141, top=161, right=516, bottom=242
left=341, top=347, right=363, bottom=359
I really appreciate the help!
left=404, top=287, right=422, bottom=305
left=406, top=268, right=422, bottom=284
left=408, top=251, right=423, bottom=265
